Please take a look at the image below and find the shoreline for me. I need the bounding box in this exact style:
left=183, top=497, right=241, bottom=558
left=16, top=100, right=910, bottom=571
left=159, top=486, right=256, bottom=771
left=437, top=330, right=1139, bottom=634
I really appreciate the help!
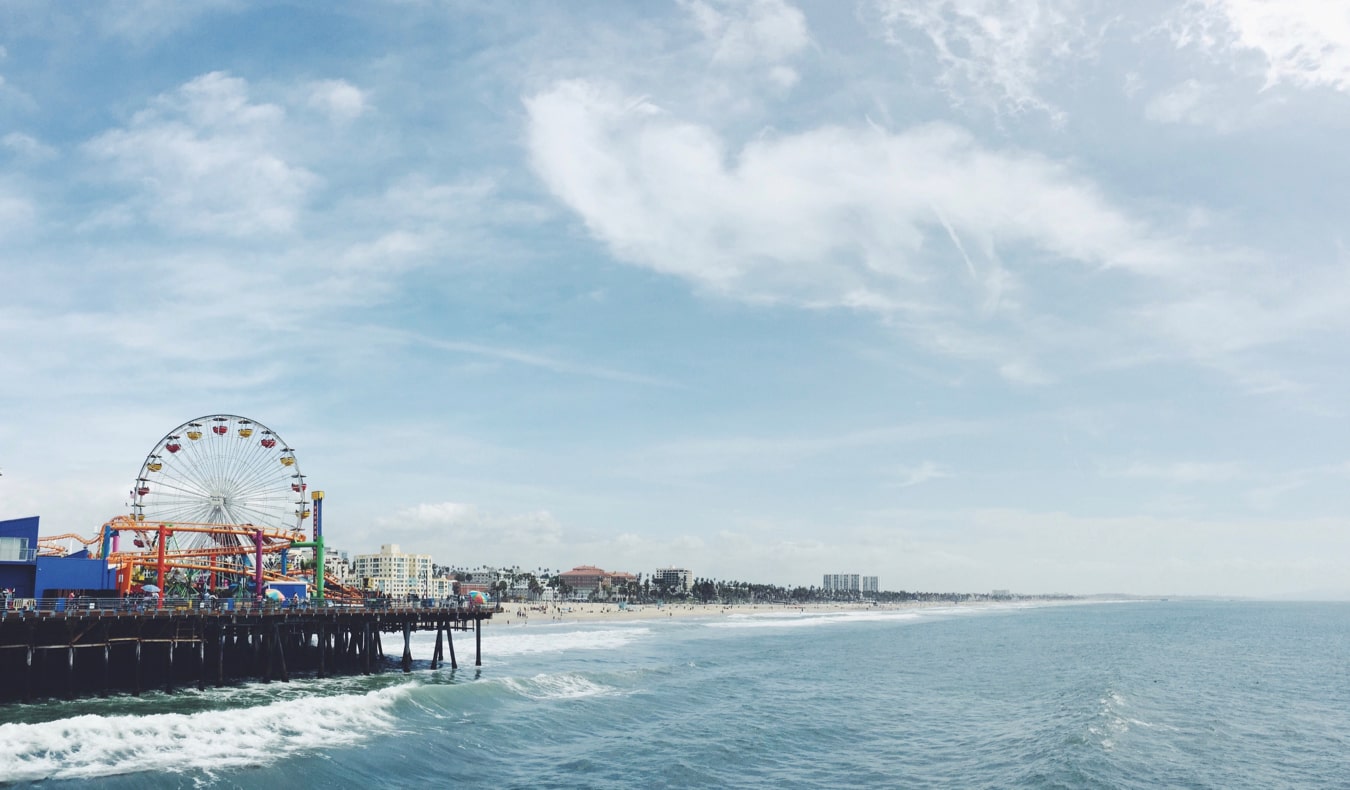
left=488, top=599, right=1003, bottom=626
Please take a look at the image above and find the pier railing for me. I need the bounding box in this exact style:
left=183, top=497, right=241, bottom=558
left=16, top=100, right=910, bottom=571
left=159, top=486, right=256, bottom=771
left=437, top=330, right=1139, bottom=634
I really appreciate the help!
left=0, top=593, right=494, bottom=702
left=1, top=597, right=503, bottom=617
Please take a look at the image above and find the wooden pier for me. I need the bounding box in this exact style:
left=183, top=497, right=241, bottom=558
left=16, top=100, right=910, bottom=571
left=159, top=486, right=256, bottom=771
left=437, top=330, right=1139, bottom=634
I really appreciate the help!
left=0, top=604, right=493, bottom=703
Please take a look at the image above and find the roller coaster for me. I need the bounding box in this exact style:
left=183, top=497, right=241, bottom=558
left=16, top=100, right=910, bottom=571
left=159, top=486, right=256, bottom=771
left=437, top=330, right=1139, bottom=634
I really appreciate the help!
left=37, top=515, right=358, bottom=602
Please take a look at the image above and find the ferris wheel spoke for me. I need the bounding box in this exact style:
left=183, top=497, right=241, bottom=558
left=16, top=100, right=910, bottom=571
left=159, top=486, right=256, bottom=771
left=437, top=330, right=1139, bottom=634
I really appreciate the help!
left=230, top=473, right=294, bottom=503
left=142, top=476, right=214, bottom=500
left=227, top=499, right=288, bottom=523
left=223, top=436, right=272, bottom=491
left=133, top=414, right=307, bottom=573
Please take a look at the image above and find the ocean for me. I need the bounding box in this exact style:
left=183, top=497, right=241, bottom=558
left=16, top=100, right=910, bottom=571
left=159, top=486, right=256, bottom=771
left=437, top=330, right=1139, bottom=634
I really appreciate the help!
left=2, top=601, right=1348, bottom=788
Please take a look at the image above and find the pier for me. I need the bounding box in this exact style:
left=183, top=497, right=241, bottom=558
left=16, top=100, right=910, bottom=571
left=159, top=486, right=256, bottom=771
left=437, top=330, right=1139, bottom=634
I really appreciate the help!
left=0, top=600, right=495, bottom=703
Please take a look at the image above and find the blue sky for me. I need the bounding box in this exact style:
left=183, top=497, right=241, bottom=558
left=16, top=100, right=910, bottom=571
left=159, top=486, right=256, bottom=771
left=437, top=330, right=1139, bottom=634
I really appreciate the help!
left=3, top=0, right=1349, bottom=597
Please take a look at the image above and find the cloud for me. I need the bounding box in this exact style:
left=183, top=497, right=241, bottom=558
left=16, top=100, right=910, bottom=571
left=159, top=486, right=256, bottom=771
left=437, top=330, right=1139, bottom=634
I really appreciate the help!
left=306, top=79, right=368, bottom=121
left=1113, top=460, right=1243, bottom=483
left=2, top=132, right=57, bottom=162
left=1144, top=79, right=1214, bottom=125
left=0, top=186, right=36, bottom=230
left=893, top=460, right=952, bottom=488
left=526, top=80, right=1181, bottom=288
left=1176, top=0, right=1350, bottom=93
left=524, top=79, right=1194, bottom=379
left=372, top=502, right=566, bottom=566
left=681, top=0, right=810, bottom=66
left=82, top=71, right=317, bottom=236
left=91, top=0, right=243, bottom=45
left=868, top=0, right=1098, bottom=121
left=618, top=420, right=980, bottom=485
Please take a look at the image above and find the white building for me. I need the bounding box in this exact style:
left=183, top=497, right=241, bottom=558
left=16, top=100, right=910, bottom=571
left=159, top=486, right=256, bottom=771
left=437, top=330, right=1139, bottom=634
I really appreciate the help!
left=862, top=576, right=879, bottom=593
left=822, top=573, right=862, bottom=593
left=352, top=544, right=434, bottom=598
left=653, top=567, right=692, bottom=594
left=323, top=548, right=353, bottom=584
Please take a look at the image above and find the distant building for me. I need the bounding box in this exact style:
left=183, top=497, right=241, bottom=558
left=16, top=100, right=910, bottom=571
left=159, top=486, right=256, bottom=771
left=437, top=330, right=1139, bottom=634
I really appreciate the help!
left=559, top=565, right=609, bottom=598
left=653, top=567, right=692, bottom=594
left=862, top=576, right=879, bottom=593
left=352, top=543, right=433, bottom=598
left=556, top=565, right=639, bottom=600
left=322, top=548, right=353, bottom=584
left=609, top=571, right=638, bottom=597
left=822, top=573, right=861, bottom=593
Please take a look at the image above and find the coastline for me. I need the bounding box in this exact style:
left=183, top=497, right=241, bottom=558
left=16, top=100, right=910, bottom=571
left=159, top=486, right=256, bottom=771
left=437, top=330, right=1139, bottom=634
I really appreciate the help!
left=488, top=599, right=989, bottom=626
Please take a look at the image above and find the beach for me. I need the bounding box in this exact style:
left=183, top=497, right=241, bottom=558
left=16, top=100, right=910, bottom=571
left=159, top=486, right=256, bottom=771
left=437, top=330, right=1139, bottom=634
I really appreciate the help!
left=491, top=599, right=964, bottom=625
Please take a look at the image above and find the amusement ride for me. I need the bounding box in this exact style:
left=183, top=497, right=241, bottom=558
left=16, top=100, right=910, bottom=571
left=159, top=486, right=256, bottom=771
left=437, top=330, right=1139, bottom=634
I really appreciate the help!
left=37, top=414, right=355, bottom=603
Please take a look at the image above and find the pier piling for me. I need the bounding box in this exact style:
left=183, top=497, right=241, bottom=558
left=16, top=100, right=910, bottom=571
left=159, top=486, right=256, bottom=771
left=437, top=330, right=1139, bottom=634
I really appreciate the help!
left=0, top=604, right=493, bottom=703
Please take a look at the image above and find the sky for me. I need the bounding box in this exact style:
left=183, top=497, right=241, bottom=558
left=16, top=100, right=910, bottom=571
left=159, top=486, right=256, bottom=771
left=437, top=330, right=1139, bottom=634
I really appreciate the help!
left=2, top=0, right=1349, bottom=598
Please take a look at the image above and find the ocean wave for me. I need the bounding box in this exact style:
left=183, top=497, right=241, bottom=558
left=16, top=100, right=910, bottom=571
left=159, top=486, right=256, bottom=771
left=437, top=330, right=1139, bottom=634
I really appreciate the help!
left=478, top=626, right=652, bottom=657
left=0, top=685, right=409, bottom=782
left=706, top=609, right=926, bottom=629
left=498, top=673, right=619, bottom=701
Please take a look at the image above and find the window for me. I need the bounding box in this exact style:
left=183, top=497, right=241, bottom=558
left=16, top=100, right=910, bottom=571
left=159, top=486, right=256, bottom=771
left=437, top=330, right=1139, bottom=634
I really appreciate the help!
left=0, top=536, right=33, bottom=562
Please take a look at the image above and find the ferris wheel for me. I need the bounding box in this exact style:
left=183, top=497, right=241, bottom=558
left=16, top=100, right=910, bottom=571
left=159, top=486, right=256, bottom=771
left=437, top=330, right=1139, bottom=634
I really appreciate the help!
left=131, top=414, right=308, bottom=533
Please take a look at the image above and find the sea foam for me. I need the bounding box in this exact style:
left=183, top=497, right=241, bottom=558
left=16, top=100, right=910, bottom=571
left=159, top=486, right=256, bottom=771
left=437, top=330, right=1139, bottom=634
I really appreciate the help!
left=0, top=685, right=408, bottom=782
left=498, top=672, right=619, bottom=701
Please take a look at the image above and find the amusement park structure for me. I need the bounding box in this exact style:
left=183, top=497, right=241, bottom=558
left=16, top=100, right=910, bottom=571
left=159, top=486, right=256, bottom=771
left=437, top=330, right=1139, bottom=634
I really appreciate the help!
left=34, top=414, right=349, bottom=605
left=1, top=414, right=496, bottom=703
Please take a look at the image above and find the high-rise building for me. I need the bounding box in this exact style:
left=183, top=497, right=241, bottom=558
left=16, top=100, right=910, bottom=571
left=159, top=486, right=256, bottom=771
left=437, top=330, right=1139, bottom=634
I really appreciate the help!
left=352, top=543, right=433, bottom=598
left=653, top=567, right=692, bottom=594
left=862, top=576, right=879, bottom=593
left=823, top=573, right=872, bottom=593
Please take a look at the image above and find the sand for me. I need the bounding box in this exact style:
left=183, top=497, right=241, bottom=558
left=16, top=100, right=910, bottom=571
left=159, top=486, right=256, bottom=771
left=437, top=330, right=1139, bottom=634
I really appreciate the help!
left=488, top=600, right=964, bottom=626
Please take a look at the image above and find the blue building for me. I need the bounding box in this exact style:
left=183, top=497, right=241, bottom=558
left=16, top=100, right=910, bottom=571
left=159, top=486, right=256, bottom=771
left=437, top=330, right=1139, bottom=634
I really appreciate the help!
left=1, top=515, right=118, bottom=600
left=0, top=516, right=39, bottom=597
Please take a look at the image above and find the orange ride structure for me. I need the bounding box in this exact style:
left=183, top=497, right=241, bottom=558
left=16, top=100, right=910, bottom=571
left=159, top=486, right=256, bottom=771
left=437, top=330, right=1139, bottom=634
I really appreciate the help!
left=38, top=414, right=352, bottom=605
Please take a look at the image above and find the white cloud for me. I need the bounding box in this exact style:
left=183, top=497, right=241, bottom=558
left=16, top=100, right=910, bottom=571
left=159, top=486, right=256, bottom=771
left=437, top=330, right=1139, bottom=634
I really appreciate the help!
left=92, top=0, right=242, bottom=45
left=527, top=80, right=1180, bottom=292
left=636, top=421, right=980, bottom=480
left=373, top=502, right=565, bottom=566
left=681, top=0, right=810, bottom=66
left=2, top=132, right=57, bottom=162
left=868, top=0, right=1097, bottom=121
left=83, top=71, right=317, bottom=236
left=893, top=460, right=951, bottom=488
left=1144, top=78, right=1212, bottom=124
left=307, top=79, right=368, bottom=121
left=1114, top=460, right=1243, bottom=483
left=1177, top=0, right=1350, bottom=93
left=524, top=79, right=1193, bottom=378
left=0, top=186, right=36, bottom=229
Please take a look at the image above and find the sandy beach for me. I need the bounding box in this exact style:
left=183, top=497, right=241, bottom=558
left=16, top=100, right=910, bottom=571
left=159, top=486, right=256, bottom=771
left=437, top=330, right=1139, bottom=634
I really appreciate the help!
left=489, top=600, right=969, bottom=626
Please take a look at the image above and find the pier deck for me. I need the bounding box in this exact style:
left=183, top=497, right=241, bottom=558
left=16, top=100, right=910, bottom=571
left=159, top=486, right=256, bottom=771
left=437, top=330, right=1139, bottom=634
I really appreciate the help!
left=0, top=603, right=494, bottom=703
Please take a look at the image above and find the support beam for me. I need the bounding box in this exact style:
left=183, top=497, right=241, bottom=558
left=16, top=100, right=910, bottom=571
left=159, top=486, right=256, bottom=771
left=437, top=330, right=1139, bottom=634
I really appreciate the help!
left=447, top=622, right=458, bottom=670
left=133, top=640, right=142, bottom=696
left=431, top=624, right=443, bottom=670
left=66, top=645, right=75, bottom=700
left=197, top=626, right=206, bottom=691
left=101, top=643, right=110, bottom=698
left=274, top=624, right=289, bottom=682
left=402, top=621, right=412, bottom=673
left=317, top=622, right=326, bottom=678
left=216, top=627, right=225, bottom=686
